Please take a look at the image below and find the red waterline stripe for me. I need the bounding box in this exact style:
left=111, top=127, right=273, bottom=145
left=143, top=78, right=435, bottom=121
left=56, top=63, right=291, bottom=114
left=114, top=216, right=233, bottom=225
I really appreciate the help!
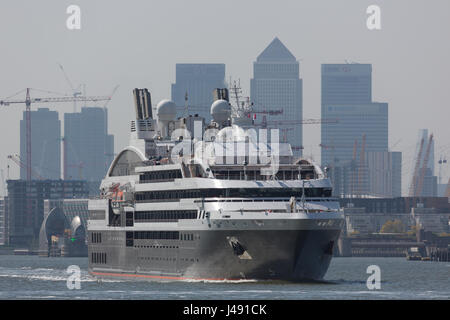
left=91, top=271, right=241, bottom=281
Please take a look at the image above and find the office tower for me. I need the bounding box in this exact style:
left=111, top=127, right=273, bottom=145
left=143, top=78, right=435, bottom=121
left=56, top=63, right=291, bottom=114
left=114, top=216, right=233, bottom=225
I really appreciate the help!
left=6, top=180, right=89, bottom=248
left=321, top=64, right=372, bottom=107
left=250, top=37, right=303, bottom=157
left=64, top=107, right=114, bottom=187
left=20, top=108, right=61, bottom=179
left=322, top=103, right=388, bottom=167
left=321, top=63, right=395, bottom=197
left=366, top=151, right=402, bottom=198
left=321, top=64, right=374, bottom=166
left=171, top=64, right=226, bottom=122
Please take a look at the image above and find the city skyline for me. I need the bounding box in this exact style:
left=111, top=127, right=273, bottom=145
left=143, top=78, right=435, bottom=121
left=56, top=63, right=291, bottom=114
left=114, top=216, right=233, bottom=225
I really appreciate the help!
left=0, top=1, right=449, bottom=196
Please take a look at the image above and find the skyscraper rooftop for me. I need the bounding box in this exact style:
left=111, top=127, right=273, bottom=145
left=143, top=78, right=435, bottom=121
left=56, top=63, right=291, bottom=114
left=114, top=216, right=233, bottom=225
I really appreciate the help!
left=256, top=37, right=297, bottom=62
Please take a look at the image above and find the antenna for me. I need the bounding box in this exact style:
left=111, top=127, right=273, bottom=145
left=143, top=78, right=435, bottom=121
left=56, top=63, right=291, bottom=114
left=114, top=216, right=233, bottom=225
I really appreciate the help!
left=58, top=63, right=82, bottom=112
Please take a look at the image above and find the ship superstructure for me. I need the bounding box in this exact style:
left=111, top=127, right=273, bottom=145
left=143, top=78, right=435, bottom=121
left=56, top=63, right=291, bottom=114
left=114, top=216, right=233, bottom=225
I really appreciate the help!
left=88, top=87, right=344, bottom=281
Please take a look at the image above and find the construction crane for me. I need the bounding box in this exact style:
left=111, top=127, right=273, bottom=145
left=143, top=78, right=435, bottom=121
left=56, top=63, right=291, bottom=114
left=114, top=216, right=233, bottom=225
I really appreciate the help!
left=0, top=88, right=112, bottom=181
left=320, top=136, right=364, bottom=198
left=280, top=127, right=294, bottom=143
left=7, top=154, right=43, bottom=180
left=103, top=85, right=120, bottom=110
left=257, top=116, right=339, bottom=128
left=408, top=137, right=425, bottom=197
left=58, top=63, right=83, bottom=113
left=415, top=134, right=434, bottom=197
left=67, top=162, right=84, bottom=180
left=251, top=109, right=283, bottom=116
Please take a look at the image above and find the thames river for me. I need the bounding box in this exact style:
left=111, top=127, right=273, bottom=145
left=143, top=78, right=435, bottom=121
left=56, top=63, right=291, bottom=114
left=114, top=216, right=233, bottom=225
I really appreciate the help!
left=0, top=255, right=448, bottom=300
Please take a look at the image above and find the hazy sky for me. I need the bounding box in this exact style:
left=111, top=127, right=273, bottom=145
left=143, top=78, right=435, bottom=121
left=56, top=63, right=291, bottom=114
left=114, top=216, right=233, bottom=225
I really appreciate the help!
left=1, top=0, right=449, bottom=195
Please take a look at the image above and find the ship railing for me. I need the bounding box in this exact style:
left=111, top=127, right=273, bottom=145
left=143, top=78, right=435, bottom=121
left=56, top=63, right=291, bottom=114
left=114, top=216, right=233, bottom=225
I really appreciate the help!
left=193, top=197, right=338, bottom=203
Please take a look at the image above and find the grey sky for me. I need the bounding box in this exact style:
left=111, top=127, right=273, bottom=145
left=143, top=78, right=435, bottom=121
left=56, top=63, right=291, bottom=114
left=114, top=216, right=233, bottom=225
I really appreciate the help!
left=1, top=0, right=449, bottom=195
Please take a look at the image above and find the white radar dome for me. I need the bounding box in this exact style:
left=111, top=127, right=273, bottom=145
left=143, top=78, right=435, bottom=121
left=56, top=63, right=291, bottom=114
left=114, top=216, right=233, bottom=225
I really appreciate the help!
left=156, top=99, right=177, bottom=121
left=211, top=99, right=231, bottom=124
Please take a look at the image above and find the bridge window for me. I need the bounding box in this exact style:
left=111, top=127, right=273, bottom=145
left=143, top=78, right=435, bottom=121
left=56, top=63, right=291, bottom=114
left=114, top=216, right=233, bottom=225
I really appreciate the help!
left=110, top=150, right=142, bottom=177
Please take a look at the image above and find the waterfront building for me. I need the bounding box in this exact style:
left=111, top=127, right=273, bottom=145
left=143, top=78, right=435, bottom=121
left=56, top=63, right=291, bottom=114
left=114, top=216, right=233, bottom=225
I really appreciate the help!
left=6, top=179, right=89, bottom=248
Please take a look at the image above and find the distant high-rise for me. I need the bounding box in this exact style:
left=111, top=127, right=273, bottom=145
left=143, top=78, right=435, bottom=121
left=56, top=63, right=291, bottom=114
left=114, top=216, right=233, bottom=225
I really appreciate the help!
left=366, top=151, right=402, bottom=198
left=171, top=64, right=226, bottom=122
left=322, top=103, right=388, bottom=167
left=64, top=107, right=114, bottom=186
left=321, top=64, right=372, bottom=107
left=20, top=108, right=61, bottom=180
left=321, top=64, right=396, bottom=197
left=6, top=180, right=89, bottom=247
left=250, top=37, right=303, bottom=156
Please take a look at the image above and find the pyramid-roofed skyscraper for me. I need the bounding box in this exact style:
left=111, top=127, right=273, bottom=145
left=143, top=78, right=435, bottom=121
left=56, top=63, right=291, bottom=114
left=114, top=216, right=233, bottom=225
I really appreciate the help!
left=251, top=37, right=303, bottom=157
left=256, top=37, right=297, bottom=62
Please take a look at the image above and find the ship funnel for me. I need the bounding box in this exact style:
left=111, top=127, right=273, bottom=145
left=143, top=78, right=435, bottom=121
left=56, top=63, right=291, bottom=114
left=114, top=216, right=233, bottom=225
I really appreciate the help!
left=133, top=88, right=153, bottom=120
left=212, top=88, right=229, bottom=102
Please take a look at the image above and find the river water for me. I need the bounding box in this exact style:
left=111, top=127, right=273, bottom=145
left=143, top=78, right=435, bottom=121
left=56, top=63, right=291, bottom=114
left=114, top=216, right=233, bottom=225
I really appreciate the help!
left=0, top=255, right=448, bottom=300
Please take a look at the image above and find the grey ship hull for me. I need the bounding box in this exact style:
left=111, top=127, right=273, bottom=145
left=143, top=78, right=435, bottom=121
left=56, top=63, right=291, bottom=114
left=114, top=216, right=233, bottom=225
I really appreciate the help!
left=89, top=228, right=340, bottom=282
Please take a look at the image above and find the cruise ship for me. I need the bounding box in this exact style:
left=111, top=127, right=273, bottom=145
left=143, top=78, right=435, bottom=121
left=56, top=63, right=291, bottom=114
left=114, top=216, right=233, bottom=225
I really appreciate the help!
left=87, top=88, right=344, bottom=281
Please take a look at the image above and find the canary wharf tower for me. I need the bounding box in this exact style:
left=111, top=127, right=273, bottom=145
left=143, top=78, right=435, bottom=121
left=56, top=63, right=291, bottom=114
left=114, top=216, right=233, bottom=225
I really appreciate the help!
left=250, top=37, right=303, bottom=157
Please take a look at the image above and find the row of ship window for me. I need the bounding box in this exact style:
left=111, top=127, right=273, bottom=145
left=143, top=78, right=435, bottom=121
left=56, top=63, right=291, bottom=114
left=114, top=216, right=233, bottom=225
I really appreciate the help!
left=134, top=210, right=197, bottom=221
left=139, top=170, right=182, bottom=182
left=134, top=245, right=179, bottom=249
left=91, top=252, right=107, bottom=264
left=126, top=231, right=195, bottom=241
left=135, top=187, right=332, bottom=201
left=91, top=232, right=102, bottom=243
left=137, top=257, right=199, bottom=262
left=138, top=169, right=315, bottom=182
left=126, top=232, right=195, bottom=247
left=131, top=231, right=180, bottom=240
